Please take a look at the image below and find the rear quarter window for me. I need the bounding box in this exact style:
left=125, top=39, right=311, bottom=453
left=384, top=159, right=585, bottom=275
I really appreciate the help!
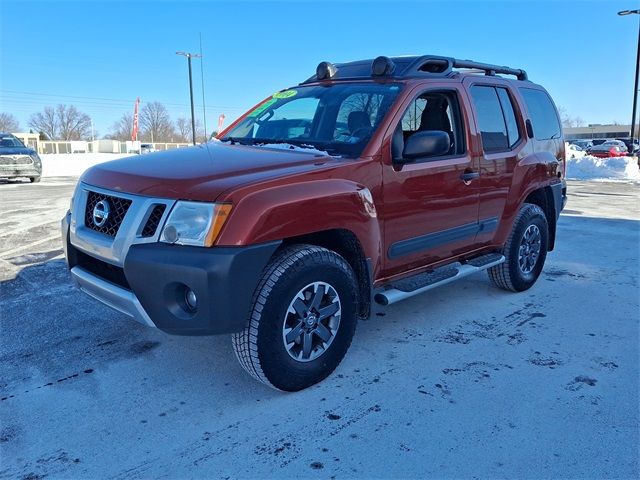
left=520, top=88, right=561, bottom=140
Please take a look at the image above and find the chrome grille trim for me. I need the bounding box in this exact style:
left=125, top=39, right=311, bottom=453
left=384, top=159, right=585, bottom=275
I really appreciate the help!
left=69, top=183, right=176, bottom=267
left=0, top=155, right=33, bottom=166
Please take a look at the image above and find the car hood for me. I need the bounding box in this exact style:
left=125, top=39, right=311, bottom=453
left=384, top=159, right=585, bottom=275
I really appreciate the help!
left=0, top=146, right=36, bottom=156
left=80, top=141, right=341, bottom=201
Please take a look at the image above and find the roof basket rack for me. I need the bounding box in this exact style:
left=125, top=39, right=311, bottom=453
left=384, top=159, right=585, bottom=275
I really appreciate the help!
left=302, top=55, right=528, bottom=84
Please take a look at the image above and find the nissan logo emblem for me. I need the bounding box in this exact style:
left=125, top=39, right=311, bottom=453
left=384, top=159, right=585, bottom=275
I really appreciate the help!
left=92, top=199, right=110, bottom=227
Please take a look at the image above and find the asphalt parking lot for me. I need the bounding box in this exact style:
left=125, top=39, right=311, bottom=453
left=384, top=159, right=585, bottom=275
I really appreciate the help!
left=1, top=177, right=638, bottom=479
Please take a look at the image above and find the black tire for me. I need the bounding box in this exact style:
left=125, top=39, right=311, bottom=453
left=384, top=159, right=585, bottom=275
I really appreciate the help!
left=232, top=245, right=358, bottom=391
left=488, top=203, right=549, bottom=292
left=29, top=176, right=41, bottom=183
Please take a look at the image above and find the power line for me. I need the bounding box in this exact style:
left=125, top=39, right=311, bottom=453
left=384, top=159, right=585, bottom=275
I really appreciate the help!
left=0, top=89, right=240, bottom=110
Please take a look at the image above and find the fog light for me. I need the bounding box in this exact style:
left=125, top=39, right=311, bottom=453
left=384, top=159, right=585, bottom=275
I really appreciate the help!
left=185, top=289, right=197, bottom=311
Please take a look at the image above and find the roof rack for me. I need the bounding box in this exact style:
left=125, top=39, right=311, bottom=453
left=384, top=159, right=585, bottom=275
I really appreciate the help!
left=303, top=55, right=528, bottom=83
left=399, top=55, right=528, bottom=81
left=450, top=58, right=528, bottom=81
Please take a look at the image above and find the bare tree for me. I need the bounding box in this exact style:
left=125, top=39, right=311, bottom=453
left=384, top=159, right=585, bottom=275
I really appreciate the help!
left=0, top=112, right=20, bottom=132
left=28, top=104, right=92, bottom=140
left=56, top=105, right=92, bottom=140
left=558, top=106, right=585, bottom=129
left=139, top=102, right=175, bottom=142
left=29, top=106, right=57, bottom=140
left=108, top=112, right=135, bottom=141
left=175, top=117, right=204, bottom=143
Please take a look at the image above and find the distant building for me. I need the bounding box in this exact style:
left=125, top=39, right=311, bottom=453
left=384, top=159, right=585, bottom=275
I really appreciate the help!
left=564, top=124, right=636, bottom=140
left=12, top=132, right=39, bottom=149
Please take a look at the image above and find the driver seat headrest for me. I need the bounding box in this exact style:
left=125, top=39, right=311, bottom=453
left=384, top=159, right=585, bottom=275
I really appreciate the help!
left=348, top=111, right=372, bottom=133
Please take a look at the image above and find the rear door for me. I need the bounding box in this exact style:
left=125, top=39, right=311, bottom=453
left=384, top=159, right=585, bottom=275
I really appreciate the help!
left=380, top=83, right=480, bottom=278
left=464, top=79, right=526, bottom=246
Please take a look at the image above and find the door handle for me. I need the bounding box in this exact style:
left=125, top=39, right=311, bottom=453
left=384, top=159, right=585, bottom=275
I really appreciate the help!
left=460, top=171, right=480, bottom=184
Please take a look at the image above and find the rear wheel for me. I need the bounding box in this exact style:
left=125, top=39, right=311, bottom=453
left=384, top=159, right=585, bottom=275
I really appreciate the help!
left=489, top=203, right=549, bottom=292
left=232, top=245, right=358, bottom=391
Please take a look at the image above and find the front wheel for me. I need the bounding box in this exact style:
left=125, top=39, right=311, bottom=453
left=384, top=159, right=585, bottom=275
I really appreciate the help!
left=488, top=203, right=549, bottom=292
left=232, top=245, right=358, bottom=391
left=30, top=176, right=41, bottom=183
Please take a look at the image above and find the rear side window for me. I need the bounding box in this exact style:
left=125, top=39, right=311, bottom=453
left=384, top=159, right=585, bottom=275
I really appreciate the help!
left=520, top=88, right=561, bottom=140
left=470, top=86, right=510, bottom=152
left=496, top=88, right=520, bottom=147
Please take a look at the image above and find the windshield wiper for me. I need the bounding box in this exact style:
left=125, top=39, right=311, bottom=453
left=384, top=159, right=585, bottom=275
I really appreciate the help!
left=221, top=136, right=255, bottom=145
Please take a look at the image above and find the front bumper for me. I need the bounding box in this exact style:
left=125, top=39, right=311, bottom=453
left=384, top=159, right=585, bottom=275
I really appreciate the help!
left=0, top=162, right=41, bottom=179
left=62, top=212, right=280, bottom=335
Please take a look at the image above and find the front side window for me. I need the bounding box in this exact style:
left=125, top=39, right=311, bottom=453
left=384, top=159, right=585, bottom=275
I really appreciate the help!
left=520, top=88, right=561, bottom=140
left=394, top=90, right=465, bottom=158
left=222, top=83, right=402, bottom=158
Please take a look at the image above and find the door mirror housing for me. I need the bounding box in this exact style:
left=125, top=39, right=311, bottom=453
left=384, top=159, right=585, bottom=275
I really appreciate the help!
left=398, top=130, right=450, bottom=163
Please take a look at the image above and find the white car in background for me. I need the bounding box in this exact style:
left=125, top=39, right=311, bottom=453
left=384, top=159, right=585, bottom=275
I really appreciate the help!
left=565, top=142, right=586, bottom=160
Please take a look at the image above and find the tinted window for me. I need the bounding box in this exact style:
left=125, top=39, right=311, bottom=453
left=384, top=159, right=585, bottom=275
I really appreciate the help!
left=520, top=88, right=561, bottom=140
left=223, top=83, right=401, bottom=158
left=395, top=90, right=465, bottom=158
left=496, top=88, right=520, bottom=147
left=470, top=86, right=508, bottom=152
left=0, top=134, right=24, bottom=148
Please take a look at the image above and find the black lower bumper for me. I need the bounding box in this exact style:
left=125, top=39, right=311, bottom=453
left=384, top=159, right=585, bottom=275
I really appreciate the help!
left=64, top=214, right=280, bottom=336
left=123, top=241, right=280, bottom=335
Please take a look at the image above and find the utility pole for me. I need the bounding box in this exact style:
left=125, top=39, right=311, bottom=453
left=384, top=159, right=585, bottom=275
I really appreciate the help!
left=176, top=51, right=202, bottom=145
left=618, top=9, right=640, bottom=151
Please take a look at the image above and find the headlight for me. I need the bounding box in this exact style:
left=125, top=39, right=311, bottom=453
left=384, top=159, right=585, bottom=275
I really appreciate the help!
left=30, top=154, right=41, bottom=166
left=160, top=201, right=232, bottom=247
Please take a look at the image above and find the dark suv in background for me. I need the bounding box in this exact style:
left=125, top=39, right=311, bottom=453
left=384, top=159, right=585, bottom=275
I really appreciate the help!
left=0, top=132, right=42, bottom=183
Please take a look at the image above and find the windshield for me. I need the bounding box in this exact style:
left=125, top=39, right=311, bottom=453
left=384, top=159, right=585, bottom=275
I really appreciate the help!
left=0, top=134, right=25, bottom=148
left=221, top=82, right=402, bottom=157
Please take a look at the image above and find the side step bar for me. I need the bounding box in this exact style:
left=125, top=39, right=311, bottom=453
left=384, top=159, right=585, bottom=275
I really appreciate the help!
left=374, top=253, right=505, bottom=306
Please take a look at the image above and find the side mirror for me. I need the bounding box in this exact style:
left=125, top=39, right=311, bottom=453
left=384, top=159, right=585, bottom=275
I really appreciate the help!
left=399, top=130, right=450, bottom=162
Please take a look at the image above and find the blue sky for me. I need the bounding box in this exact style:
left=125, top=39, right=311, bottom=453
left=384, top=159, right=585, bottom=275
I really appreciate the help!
left=1, top=0, right=638, bottom=136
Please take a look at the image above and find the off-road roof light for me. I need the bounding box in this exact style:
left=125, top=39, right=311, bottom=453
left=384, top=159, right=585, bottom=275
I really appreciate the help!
left=372, top=56, right=396, bottom=76
left=316, top=61, right=337, bottom=80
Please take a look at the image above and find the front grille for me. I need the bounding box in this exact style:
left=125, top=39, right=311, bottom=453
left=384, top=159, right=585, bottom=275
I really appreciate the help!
left=85, top=191, right=132, bottom=237
left=141, top=204, right=166, bottom=237
left=0, top=155, right=32, bottom=165
left=74, top=248, right=130, bottom=290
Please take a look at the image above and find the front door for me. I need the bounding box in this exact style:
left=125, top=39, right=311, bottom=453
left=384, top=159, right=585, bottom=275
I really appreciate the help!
left=381, top=85, right=480, bottom=278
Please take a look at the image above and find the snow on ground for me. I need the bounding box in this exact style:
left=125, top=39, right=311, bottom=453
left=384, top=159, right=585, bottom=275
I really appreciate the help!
left=41, top=153, right=133, bottom=178
left=1, top=178, right=638, bottom=478
left=566, top=155, right=640, bottom=182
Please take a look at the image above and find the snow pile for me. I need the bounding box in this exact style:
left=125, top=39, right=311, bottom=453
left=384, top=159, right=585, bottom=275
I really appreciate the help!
left=566, top=155, right=640, bottom=181
left=41, top=153, right=134, bottom=177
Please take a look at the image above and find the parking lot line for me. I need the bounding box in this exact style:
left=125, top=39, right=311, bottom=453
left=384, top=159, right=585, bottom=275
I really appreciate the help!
left=0, top=233, right=61, bottom=258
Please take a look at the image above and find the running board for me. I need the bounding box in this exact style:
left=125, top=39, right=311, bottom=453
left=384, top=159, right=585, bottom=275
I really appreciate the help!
left=374, top=253, right=505, bottom=306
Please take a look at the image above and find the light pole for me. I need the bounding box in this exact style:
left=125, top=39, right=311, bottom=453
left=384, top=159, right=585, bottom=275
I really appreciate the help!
left=176, top=51, right=202, bottom=145
left=618, top=9, right=640, bottom=151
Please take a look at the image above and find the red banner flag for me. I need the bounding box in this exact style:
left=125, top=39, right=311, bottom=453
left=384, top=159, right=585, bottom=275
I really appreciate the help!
left=217, top=113, right=226, bottom=135
left=132, top=97, right=140, bottom=141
